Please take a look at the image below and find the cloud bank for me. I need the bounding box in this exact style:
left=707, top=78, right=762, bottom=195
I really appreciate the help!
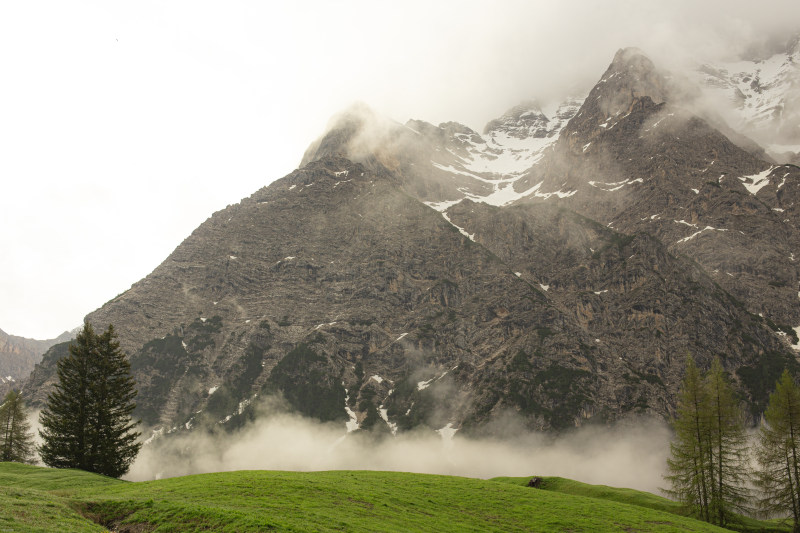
left=128, top=405, right=673, bottom=496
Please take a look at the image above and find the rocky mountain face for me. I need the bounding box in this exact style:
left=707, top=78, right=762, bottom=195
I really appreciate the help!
left=0, top=328, right=72, bottom=397
left=514, top=48, right=800, bottom=334
left=23, top=45, right=800, bottom=440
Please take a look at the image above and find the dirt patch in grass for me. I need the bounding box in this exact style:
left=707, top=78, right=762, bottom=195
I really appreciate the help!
left=73, top=501, right=155, bottom=533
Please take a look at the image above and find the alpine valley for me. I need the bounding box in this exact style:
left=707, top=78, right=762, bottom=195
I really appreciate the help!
left=20, top=39, right=800, bottom=443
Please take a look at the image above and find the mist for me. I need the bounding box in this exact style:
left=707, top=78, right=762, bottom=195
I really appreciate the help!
left=338, top=0, right=800, bottom=131
left=127, top=400, right=673, bottom=496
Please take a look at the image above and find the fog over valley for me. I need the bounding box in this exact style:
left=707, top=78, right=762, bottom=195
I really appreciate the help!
left=129, top=401, right=673, bottom=496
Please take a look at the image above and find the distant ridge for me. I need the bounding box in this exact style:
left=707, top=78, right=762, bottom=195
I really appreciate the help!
left=0, top=328, right=73, bottom=396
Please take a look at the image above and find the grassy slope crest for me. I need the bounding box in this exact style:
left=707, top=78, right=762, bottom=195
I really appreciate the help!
left=0, top=462, right=771, bottom=532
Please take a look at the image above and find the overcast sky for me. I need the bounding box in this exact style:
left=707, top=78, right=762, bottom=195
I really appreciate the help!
left=1, top=1, right=798, bottom=339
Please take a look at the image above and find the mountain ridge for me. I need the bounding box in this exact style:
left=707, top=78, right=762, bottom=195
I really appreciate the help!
left=692, top=34, right=800, bottom=163
left=21, top=45, right=800, bottom=441
left=0, top=328, right=73, bottom=397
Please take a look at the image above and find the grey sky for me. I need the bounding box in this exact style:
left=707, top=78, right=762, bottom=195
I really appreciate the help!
left=1, top=0, right=797, bottom=339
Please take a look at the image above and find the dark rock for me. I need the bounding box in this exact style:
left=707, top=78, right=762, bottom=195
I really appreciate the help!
left=528, top=477, right=543, bottom=488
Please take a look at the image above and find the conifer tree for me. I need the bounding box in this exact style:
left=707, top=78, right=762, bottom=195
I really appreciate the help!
left=665, top=356, right=750, bottom=527
left=88, top=324, right=141, bottom=477
left=755, top=370, right=800, bottom=531
left=39, top=321, right=141, bottom=477
left=0, top=390, right=35, bottom=463
left=704, top=357, right=750, bottom=526
left=665, top=355, right=712, bottom=521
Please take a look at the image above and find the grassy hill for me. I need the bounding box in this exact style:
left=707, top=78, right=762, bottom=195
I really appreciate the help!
left=493, top=476, right=791, bottom=533
left=0, top=462, right=786, bottom=532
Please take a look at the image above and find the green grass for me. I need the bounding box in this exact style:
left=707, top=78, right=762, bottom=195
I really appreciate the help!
left=492, top=476, right=792, bottom=533
left=492, top=476, right=685, bottom=514
left=0, top=462, right=762, bottom=532
left=0, top=462, right=116, bottom=532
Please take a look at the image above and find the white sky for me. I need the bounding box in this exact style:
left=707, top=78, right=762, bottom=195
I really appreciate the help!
left=1, top=0, right=798, bottom=339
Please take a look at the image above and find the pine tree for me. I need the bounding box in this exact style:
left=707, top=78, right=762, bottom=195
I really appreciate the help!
left=665, top=355, right=712, bottom=521
left=39, top=321, right=141, bottom=477
left=755, top=370, right=800, bottom=531
left=0, top=390, right=35, bottom=463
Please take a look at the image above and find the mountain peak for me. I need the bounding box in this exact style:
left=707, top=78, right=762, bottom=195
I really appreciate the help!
left=603, top=48, right=666, bottom=104
left=788, top=34, right=800, bottom=57
left=558, top=47, right=672, bottom=140
left=494, top=100, right=544, bottom=120
left=610, top=47, right=652, bottom=69
left=299, top=103, right=402, bottom=168
left=482, top=100, right=549, bottom=138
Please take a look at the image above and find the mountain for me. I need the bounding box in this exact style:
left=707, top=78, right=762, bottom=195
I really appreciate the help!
left=0, top=328, right=73, bottom=397
left=22, top=46, right=800, bottom=439
left=300, top=95, right=584, bottom=208
left=692, top=35, right=800, bottom=164
left=515, top=48, right=800, bottom=331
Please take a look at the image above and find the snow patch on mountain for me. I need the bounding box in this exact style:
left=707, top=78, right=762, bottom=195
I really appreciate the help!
left=793, top=326, right=800, bottom=351
left=441, top=211, right=475, bottom=241
left=426, top=96, right=584, bottom=208
left=378, top=405, right=398, bottom=435
left=588, top=178, right=643, bottom=192
left=692, top=39, right=800, bottom=157
left=676, top=226, right=728, bottom=244
left=417, top=370, right=449, bottom=391
left=738, top=167, right=776, bottom=195
left=143, top=427, right=165, bottom=446
left=344, top=387, right=359, bottom=433
left=477, top=98, right=583, bottom=177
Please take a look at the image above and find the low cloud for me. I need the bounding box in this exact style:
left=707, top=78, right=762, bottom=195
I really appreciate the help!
left=128, top=399, right=673, bottom=496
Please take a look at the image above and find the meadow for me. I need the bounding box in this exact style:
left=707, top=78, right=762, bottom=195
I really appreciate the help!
left=0, top=462, right=786, bottom=532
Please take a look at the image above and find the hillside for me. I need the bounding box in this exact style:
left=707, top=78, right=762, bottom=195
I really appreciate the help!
left=0, top=462, right=747, bottom=532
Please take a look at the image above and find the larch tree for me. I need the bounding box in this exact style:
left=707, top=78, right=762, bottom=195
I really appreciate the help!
left=0, top=390, right=35, bottom=463
left=755, top=369, right=800, bottom=531
left=703, top=357, right=750, bottom=527
left=665, top=356, right=750, bottom=527
left=665, top=354, right=712, bottom=521
left=39, top=321, right=141, bottom=478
